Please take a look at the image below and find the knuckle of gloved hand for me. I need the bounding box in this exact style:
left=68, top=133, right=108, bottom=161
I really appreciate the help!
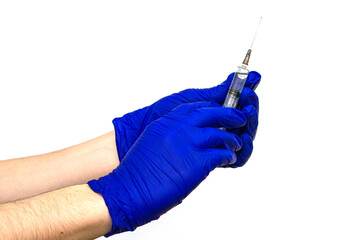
left=240, top=88, right=259, bottom=109
left=191, top=106, right=212, bottom=117
left=224, top=108, right=246, bottom=124
left=243, top=105, right=258, bottom=120
left=164, top=122, right=190, bottom=143
left=190, top=127, right=206, bottom=146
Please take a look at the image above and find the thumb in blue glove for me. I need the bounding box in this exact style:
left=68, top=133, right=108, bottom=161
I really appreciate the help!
left=89, top=101, right=248, bottom=236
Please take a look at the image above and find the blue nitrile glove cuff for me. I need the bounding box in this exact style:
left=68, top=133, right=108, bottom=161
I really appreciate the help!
left=112, top=106, right=151, bottom=160
left=89, top=160, right=164, bottom=236
left=88, top=176, right=135, bottom=236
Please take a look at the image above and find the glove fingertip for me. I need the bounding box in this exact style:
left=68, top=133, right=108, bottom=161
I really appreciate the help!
left=246, top=71, right=261, bottom=90
left=229, top=151, right=237, bottom=165
left=219, top=150, right=237, bottom=167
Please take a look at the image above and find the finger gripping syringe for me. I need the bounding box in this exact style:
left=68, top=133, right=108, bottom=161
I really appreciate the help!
left=222, top=17, right=262, bottom=110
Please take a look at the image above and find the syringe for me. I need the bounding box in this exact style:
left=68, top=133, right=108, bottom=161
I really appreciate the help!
left=222, top=49, right=252, bottom=109
left=222, top=17, right=262, bottom=127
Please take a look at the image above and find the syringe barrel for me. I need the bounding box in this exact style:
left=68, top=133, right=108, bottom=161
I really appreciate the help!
left=219, top=65, right=249, bottom=131
left=222, top=65, right=249, bottom=109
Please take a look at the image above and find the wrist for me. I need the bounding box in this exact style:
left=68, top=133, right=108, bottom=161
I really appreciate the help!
left=112, top=106, right=151, bottom=160
left=88, top=176, right=136, bottom=236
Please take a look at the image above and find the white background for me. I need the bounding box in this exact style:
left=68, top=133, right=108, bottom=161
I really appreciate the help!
left=1, top=0, right=360, bottom=239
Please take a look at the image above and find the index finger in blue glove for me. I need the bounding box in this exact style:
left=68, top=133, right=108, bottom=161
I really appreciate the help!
left=171, top=101, right=221, bottom=114
left=194, top=127, right=242, bottom=151
left=189, top=107, right=247, bottom=129
left=204, top=148, right=237, bottom=171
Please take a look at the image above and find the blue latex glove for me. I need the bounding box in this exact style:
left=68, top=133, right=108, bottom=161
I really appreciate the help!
left=89, top=101, right=249, bottom=236
left=113, top=71, right=261, bottom=167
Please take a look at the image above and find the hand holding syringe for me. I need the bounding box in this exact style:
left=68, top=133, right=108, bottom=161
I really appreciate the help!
left=221, top=17, right=262, bottom=130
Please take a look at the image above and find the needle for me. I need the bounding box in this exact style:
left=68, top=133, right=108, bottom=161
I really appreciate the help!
left=243, top=17, right=262, bottom=65
left=250, top=16, right=262, bottom=49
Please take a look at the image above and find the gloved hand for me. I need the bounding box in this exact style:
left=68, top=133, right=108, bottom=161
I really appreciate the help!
left=113, top=71, right=261, bottom=167
left=89, top=101, right=249, bottom=236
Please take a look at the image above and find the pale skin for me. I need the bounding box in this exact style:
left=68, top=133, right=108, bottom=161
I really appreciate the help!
left=0, top=131, right=119, bottom=203
left=0, top=131, right=120, bottom=239
left=0, top=185, right=112, bottom=240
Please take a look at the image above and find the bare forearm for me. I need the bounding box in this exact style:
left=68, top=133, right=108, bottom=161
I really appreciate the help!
left=0, top=184, right=112, bottom=240
left=0, top=131, right=119, bottom=203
